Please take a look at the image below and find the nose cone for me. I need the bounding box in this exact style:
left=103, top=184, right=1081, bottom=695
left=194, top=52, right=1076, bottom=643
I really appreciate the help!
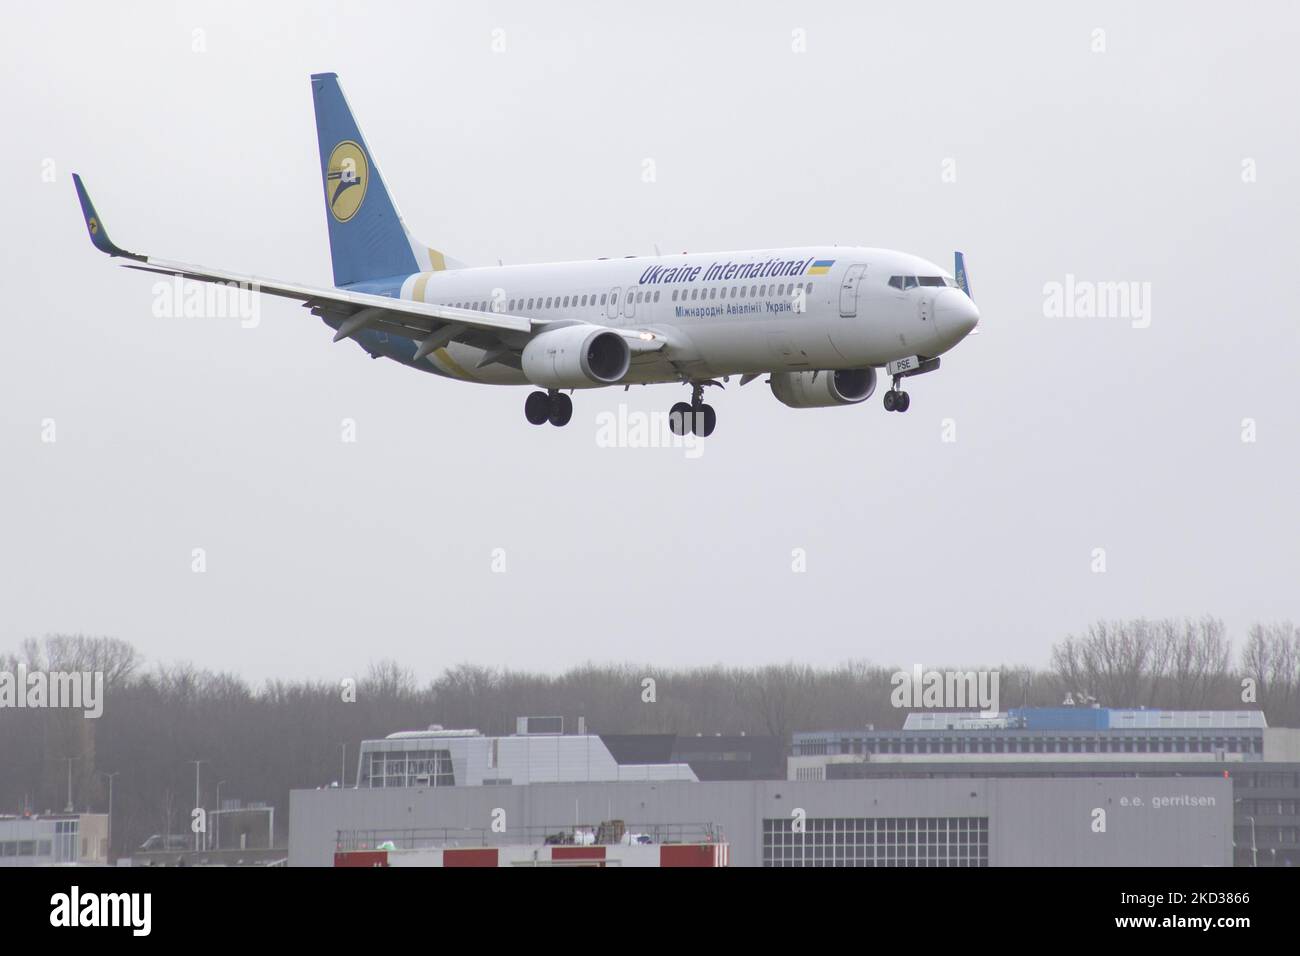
left=935, top=288, right=979, bottom=344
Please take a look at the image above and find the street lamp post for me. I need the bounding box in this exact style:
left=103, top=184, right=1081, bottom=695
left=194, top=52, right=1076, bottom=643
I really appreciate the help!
left=64, top=756, right=79, bottom=813
left=215, top=780, right=227, bottom=851
left=95, top=771, right=119, bottom=863
left=187, top=760, right=208, bottom=853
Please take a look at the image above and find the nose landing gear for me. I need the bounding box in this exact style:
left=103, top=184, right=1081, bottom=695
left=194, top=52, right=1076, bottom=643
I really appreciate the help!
left=883, top=374, right=911, bottom=413
left=525, top=390, right=573, bottom=426
left=669, top=381, right=718, bottom=437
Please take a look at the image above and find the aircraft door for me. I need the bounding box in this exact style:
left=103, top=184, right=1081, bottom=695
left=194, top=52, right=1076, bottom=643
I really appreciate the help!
left=624, top=288, right=636, bottom=320
left=839, top=264, right=868, bottom=317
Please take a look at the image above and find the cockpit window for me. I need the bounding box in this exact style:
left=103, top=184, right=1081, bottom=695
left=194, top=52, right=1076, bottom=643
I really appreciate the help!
left=890, top=274, right=957, bottom=290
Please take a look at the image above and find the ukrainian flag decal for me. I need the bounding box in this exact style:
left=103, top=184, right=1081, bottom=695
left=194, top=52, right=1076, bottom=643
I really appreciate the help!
left=809, top=259, right=835, bottom=275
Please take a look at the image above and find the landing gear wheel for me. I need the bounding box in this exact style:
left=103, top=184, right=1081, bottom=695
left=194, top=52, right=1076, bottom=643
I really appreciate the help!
left=547, top=392, right=573, bottom=427
left=896, top=391, right=910, bottom=413
left=883, top=390, right=898, bottom=412
left=524, top=391, right=550, bottom=425
left=695, top=403, right=717, bottom=437
left=669, top=402, right=693, bottom=436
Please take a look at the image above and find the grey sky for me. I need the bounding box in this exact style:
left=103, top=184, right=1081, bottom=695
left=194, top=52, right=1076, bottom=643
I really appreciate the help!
left=2, top=1, right=1296, bottom=683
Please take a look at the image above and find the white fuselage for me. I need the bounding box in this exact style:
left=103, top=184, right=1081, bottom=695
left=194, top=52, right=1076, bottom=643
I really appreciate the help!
left=392, top=246, right=978, bottom=386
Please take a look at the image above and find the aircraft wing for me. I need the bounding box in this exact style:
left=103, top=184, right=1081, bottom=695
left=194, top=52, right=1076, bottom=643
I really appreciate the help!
left=73, top=173, right=533, bottom=347
left=74, top=173, right=671, bottom=366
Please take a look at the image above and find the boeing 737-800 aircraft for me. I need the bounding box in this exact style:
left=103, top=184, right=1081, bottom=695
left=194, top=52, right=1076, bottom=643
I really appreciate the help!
left=74, top=73, right=979, bottom=436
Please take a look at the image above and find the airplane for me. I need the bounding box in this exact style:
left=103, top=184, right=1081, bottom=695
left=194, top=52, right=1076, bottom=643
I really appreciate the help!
left=73, top=72, right=979, bottom=437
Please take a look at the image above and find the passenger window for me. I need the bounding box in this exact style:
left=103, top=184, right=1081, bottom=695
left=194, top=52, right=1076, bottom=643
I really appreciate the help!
left=600, top=294, right=607, bottom=305
left=671, top=290, right=678, bottom=301
left=760, top=285, right=767, bottom=296
left=626, top=292, right=633, bottom=303
left=545, top=297, right=552, bottom=307
left=653, top=290, right=660, bottom=302
left=691, top=289, right=698, bottom=300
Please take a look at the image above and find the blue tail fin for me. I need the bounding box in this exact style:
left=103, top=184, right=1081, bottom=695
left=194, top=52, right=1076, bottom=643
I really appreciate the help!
left=954, top=250, right=972, bottom=300
left=311, top=73, right=456, bottom=287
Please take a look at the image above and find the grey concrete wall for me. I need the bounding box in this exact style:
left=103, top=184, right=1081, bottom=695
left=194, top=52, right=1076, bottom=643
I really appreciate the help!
left=289, top=776, right=1232, bottom=867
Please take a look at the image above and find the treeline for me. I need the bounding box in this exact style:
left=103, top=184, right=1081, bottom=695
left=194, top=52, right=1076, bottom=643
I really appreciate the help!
left=1, top=618, right=1298, bottom=856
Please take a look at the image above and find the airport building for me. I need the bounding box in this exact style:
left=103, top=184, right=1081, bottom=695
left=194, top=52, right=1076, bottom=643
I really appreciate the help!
left=0, top=812, right=108, bottom=867
left=788, top=708, right=1277, bottom=778
left=787, top=709, right=1300, bottom=868
left=353, top=718, right=701, bottom=787
left=289, top=714, right=1236, bottom=867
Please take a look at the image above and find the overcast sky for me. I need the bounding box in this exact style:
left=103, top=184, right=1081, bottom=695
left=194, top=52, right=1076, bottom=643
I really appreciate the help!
left=2, top=1, right=1296, bottom=684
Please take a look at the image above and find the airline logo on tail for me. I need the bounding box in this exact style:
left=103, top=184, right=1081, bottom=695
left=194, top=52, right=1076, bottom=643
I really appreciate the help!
left=325, top=140, right=368, bottom=222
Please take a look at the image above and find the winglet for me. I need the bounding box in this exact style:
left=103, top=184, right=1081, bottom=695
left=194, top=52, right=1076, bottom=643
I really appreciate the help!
left=954, top=250, right=972, bottom=300
left=72, top=173, right=145, bottom=260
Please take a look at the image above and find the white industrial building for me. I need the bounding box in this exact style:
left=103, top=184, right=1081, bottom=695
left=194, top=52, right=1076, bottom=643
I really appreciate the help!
left=354, top=717, right=697, bottom=789
left=0, top=813, right=108, bottom=867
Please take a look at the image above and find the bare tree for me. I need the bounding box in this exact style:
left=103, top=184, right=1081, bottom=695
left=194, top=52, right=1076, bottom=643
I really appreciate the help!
left=1162, top=617, right=1232, bottom=708
left=1051, top=618, right=1170, bottom=707
left=1242, top=622, right=1299, bottom=725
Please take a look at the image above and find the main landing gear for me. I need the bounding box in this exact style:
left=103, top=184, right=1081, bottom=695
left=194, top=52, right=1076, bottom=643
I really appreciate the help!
left=669, top=381, right=718, bottom=437
left=883, top=375, right=911, bottom=413
left=524, top=390, right=573, bottom=427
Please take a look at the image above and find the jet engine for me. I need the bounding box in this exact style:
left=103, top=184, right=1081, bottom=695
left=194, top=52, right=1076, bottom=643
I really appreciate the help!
left=769, top=368, right=877, bottom=408
left=521, top=324, right=631, bottom=388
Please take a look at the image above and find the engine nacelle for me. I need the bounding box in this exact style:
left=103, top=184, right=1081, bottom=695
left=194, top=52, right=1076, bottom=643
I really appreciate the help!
left=769, top=368, right=877, bottom=408
left=521, top=324, right=631, bottom=388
